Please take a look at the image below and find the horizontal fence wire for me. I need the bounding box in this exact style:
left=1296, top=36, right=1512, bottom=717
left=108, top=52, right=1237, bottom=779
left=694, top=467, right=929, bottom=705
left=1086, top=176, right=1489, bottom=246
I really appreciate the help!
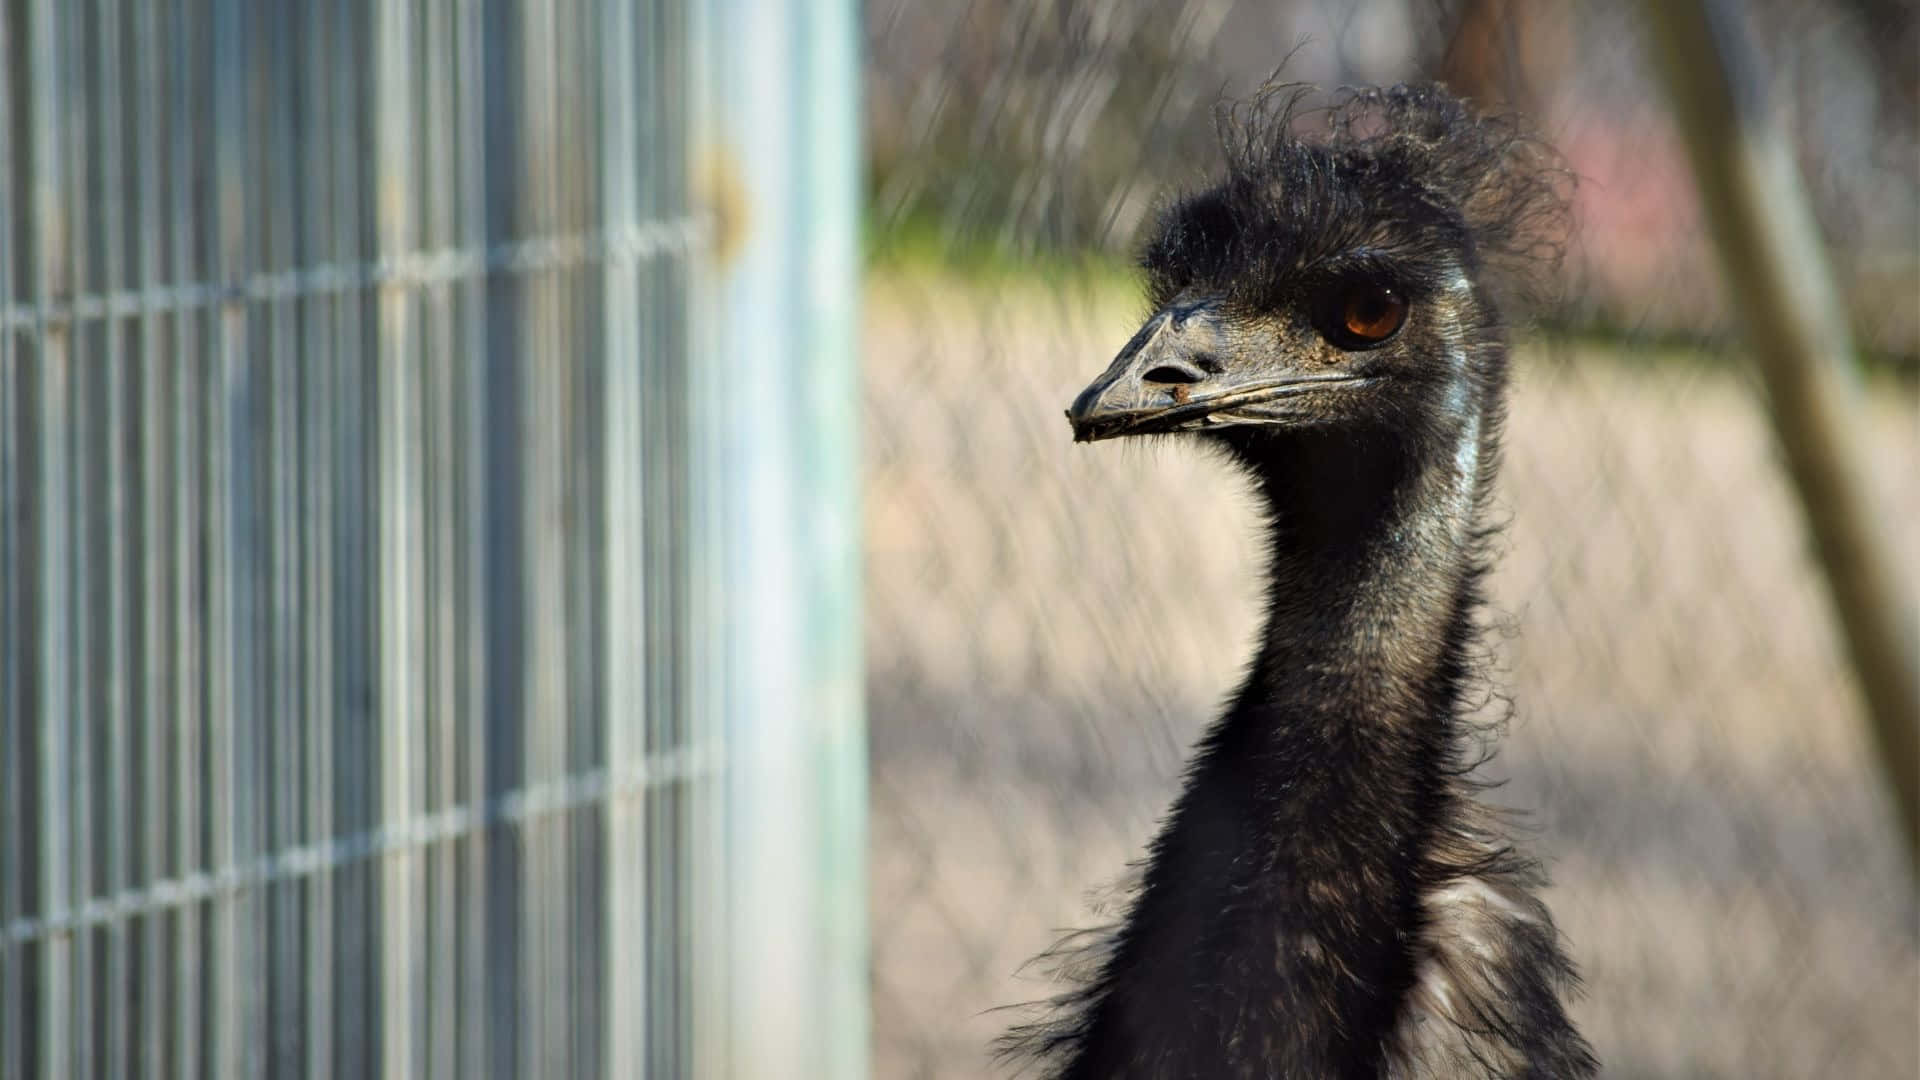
left=0, top=743, right=725, bottom=950
left=0, top=218, right=708, bottom=333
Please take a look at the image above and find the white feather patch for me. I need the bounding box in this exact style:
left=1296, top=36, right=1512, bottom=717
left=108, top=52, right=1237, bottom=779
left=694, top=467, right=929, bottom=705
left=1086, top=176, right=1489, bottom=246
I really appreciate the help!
left=1383, top=870, right=1548, bottom=1078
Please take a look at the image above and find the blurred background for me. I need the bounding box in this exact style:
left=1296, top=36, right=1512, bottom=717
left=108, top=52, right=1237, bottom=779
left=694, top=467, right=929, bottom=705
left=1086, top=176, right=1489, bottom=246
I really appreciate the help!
left=2, top=1, right=1915, bottom=1078
left=863, top=1, right=1917, bottom=1077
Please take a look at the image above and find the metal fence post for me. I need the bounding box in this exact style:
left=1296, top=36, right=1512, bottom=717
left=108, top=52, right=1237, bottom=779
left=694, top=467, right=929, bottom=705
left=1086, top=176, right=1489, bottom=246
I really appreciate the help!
left=693, top=0, right=868, bottom=1075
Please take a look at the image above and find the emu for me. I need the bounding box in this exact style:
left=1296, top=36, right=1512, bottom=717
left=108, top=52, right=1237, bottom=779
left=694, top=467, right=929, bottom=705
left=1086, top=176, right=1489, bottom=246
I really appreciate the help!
left=1002, top=84, right=1596, bottom=1079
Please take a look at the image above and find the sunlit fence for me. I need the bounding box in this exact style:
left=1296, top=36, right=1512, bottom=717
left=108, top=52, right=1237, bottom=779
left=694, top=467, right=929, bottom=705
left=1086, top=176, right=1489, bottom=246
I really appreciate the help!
left=861, top=1, right=1918, bottom=1077
left=0, top=2, right=864, bottom=1079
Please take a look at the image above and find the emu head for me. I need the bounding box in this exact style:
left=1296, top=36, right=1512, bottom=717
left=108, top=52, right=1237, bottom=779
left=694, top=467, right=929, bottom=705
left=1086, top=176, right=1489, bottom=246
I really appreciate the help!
left=1068, top=84, right=1568, bottom=465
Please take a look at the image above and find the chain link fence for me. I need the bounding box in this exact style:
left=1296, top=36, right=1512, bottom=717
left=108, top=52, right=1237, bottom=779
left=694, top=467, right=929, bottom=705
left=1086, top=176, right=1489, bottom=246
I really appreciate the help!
left=861, top=2, right=1918, bottom=1076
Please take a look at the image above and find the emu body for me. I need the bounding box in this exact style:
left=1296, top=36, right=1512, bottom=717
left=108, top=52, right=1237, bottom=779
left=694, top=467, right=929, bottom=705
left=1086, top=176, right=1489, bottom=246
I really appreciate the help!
left=1003, top=85, right=1595, bottom=1079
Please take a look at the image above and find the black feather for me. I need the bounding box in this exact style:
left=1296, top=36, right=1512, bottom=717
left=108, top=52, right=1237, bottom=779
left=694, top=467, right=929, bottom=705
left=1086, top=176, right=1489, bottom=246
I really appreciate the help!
left=998, top=82, right=1594, bottom=1079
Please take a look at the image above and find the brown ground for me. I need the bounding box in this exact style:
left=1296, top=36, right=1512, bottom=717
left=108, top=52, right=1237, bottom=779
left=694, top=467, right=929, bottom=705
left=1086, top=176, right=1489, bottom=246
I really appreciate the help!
left=864, top=274, right=1919, bottom=1079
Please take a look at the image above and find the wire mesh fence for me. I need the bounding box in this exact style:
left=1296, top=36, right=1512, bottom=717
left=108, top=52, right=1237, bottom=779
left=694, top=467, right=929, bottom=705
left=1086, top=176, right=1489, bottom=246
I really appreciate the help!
left=0, top=1, right=731, bottom=1077
left=862, top=1, right=1918, bottom=1077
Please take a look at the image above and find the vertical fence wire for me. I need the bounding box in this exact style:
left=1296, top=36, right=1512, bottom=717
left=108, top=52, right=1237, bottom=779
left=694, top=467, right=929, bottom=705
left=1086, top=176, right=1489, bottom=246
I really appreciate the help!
left=0, top=0, right=17, bottom=1068
left=0, top=0, right=17, bottom=1064
left=0, top=1, right=819, bottom=1077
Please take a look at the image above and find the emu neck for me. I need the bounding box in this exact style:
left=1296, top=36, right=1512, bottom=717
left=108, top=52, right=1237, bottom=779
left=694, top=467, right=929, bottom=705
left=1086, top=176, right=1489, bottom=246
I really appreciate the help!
left=1210, top=417, right=1487, bottom=891
left=1241, top=416, right=1485, bottom=736
left=1069, top=416, right=1490, bottom=1079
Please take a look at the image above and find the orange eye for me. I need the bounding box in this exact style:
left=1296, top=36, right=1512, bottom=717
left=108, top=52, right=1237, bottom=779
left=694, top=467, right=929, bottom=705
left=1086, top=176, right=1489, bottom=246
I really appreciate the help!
left=1334, top=285, right=1408, bottom=347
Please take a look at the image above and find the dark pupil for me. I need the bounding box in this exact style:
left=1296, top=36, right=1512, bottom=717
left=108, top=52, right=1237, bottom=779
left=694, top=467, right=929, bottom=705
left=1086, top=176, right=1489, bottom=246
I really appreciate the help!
left=1350, top=289, right=1390, bottom=328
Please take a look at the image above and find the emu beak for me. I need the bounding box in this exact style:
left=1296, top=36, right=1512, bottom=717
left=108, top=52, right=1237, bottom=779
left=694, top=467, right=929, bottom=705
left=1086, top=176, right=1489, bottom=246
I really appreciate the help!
left=1066, top=300, right=1364, bottom=442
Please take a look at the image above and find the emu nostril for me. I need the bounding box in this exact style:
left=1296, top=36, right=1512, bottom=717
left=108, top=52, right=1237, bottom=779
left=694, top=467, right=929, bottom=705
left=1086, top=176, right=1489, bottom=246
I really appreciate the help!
left=1143, top=364, right=1203, bottom=385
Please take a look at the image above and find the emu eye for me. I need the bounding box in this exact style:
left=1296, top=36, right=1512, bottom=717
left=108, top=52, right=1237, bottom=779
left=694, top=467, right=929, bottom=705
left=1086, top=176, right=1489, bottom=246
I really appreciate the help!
left=1325, top=284, right=1408, bottom=349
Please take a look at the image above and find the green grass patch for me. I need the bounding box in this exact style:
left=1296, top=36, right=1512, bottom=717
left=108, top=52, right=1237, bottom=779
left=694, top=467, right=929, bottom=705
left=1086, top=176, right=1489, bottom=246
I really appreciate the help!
left=865, top=216, right=1917, bottom=382
left=867, top=212, right=1137, bottom=296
